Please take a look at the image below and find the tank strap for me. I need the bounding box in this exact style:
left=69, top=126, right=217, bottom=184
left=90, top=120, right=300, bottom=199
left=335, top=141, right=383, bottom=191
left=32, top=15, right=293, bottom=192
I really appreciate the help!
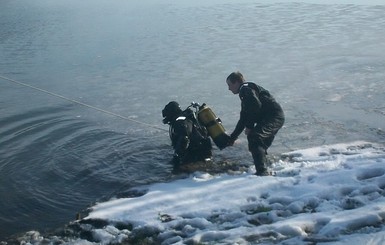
left=203, top=120, right=218, bottom=128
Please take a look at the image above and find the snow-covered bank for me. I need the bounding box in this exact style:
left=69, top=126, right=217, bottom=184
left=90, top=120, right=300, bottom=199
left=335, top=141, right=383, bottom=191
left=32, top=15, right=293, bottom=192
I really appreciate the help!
left=10, top=141, right=385, bottom=244
left=76, top=141, right=385, bottom=244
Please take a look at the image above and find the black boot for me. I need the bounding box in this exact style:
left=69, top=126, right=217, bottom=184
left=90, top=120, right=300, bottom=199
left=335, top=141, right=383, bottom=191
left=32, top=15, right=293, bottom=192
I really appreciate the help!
left=255, top=169, right=270, bottom=176
left=252, top=146, right=268, bottom=176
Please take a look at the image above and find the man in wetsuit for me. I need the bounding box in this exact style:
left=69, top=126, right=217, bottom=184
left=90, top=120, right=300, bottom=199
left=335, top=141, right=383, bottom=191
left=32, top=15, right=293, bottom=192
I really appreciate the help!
left=162, top=101, right=212, bottom=166
left=225, top=72, right=285, bottom=176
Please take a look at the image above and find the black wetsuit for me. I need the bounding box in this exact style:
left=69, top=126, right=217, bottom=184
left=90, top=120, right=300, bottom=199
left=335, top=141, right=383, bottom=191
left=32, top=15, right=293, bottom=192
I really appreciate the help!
left=230, top=82, right=285, bottom=174
left=170, top=109, right=212, bottom=165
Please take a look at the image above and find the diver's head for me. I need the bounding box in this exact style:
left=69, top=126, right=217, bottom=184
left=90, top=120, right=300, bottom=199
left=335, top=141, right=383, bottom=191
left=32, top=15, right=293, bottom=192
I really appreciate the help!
left=162, top=101, right=182, bottom=124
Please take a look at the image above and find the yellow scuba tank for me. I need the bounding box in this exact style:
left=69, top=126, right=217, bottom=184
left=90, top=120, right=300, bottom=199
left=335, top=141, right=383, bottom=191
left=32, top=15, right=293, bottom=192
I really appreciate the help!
left=197, top=104, right=230, bottom=150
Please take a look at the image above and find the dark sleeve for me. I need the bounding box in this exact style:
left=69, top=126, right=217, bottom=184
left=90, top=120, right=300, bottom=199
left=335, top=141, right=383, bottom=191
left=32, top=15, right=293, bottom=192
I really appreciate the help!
left=230, top=116, right=245, bottom=141
left=230, top=86, right=262, bottom=140
left=172, top=120, right=190, bottom=156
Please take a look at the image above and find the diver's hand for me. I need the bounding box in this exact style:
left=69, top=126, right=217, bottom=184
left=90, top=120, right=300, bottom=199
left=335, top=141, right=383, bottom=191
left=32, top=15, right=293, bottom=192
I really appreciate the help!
left=226, top=134, right=236, bottom=147
left=245, top=128, right=252, bottom=136
left=172, top=153, right=181, bottom=166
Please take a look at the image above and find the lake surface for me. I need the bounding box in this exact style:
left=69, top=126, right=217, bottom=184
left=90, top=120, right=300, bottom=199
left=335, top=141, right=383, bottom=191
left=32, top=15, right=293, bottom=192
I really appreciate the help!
left=1, top=0, right=384, bottom=240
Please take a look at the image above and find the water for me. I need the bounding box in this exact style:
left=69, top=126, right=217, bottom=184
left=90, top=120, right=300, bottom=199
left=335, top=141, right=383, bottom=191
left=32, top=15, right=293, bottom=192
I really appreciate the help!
left=1, top=0, right=384, bottom=240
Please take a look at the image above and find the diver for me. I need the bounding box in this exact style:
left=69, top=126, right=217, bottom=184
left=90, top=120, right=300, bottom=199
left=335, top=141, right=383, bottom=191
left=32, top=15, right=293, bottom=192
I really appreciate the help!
left=162, top=101, right=212, bottom=167
left=225, top=71, right=285, bottom=176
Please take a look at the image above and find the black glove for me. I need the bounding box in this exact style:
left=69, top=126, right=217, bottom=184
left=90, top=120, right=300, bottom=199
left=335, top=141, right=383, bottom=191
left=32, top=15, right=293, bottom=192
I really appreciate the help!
left=172, top=153, right=181, bottom=166
left=224, top=134, right=236, bottom=147
left=231, top=132, right=239, bottom=144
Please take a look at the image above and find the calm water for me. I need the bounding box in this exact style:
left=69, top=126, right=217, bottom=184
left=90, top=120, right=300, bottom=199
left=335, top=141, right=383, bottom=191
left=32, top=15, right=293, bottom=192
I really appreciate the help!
left=1, top=0, right=385, bottom=240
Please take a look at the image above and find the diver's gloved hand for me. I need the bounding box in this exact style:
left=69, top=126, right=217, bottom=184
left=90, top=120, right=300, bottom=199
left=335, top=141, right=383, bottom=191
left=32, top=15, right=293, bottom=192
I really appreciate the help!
left=172, top=153, right=181, bottom=166
left=227, top=133, right=237, bottom=147
left=221, top=133, right=235, bottom=148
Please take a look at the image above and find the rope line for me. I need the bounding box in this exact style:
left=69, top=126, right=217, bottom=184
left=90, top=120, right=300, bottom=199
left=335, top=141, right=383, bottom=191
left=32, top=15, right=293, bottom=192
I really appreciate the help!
left=0, top=75, right=168, bottom=132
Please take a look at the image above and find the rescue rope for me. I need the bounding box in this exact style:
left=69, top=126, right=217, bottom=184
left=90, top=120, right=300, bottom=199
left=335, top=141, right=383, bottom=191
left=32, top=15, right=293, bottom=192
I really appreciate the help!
left=0, top=75, right=168, bottom=132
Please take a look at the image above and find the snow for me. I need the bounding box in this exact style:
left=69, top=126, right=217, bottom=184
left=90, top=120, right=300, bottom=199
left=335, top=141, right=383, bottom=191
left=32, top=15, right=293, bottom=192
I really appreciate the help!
left=75, top=141, right=385, bottom=244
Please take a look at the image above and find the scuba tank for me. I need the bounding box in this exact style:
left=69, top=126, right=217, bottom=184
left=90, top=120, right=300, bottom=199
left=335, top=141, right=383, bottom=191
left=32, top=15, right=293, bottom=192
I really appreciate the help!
left=197, top=103, right=230, bottom=150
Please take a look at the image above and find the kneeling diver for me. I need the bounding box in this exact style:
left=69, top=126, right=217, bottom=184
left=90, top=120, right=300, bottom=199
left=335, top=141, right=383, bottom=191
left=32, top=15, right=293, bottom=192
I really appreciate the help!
left=162, top=101, right=212, bottom=166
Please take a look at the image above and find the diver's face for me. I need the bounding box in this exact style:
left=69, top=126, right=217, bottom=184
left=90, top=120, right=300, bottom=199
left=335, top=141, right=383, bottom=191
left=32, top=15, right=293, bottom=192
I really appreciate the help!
left=226, top=79, right=241, bottom=94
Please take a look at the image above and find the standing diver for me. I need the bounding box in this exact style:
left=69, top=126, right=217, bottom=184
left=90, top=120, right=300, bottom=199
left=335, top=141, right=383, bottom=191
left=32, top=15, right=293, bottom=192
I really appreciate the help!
left=225, top=71, right=285, bottom=176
